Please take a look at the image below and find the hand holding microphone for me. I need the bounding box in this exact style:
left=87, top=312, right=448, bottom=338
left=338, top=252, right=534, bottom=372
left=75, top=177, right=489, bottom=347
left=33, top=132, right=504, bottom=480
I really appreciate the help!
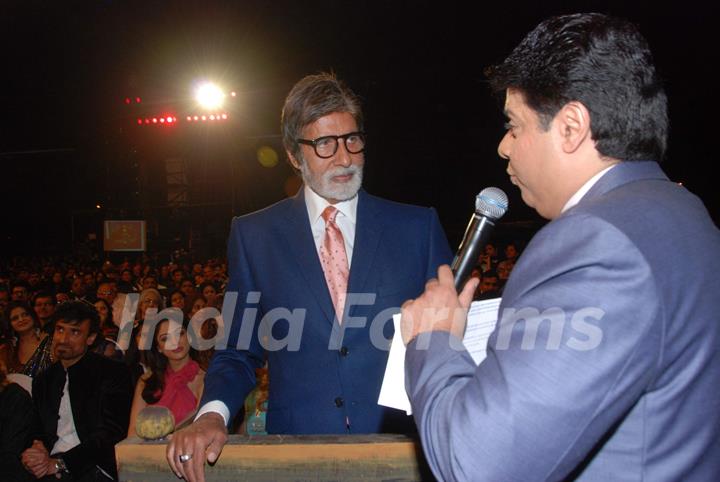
left=451, top=187, right=509, bottom=290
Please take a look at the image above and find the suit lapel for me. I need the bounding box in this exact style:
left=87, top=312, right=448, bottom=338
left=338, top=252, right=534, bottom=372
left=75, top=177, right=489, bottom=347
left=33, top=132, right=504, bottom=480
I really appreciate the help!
left=347, top=191, right=384, bottom=313
left=281, top=188, right=337, bottom=324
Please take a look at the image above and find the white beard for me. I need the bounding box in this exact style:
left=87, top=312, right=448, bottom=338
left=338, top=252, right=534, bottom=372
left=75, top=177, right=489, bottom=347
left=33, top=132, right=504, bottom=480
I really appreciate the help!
left=300, top=162, right=363, bottom=202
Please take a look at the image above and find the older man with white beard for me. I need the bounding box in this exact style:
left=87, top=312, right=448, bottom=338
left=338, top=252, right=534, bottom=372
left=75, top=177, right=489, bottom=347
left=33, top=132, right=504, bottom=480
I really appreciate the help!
left=166, top=72, right=452, bottom=482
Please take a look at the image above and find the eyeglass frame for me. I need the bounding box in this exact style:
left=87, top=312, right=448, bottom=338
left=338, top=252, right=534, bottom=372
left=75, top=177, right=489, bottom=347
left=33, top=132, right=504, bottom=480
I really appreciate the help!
left=296, top=131, right=366, bottom=159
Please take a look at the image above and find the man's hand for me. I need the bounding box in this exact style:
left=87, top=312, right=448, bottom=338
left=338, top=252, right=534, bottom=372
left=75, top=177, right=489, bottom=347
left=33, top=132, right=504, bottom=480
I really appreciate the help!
left=21, top=439, right=54, bottom=478
left=401, top=265, right=479, bottom=344
left=166, top=412, right=228, bottom=482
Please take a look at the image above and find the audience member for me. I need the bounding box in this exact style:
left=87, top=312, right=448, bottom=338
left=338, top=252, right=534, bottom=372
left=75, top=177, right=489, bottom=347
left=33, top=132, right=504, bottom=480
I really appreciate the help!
left=32, top=291, right=56, bottom=332
left=22, top=301, right=132, bottom=480
left=0, top=302, right=53, bottom=380
left=11, top=281, right=30, bottom=303
left=128, top=318, right=204, bottom=437
left=0, top=358, right=38, bottom=481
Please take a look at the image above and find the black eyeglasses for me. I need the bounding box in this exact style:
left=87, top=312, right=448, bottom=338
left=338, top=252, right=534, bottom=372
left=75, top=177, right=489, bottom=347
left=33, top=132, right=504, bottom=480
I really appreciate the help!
left=297, top=132, right=366, bottom=159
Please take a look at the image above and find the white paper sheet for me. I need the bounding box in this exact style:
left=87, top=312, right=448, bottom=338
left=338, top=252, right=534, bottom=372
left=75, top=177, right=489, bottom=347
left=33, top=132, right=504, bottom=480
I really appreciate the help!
left=378, top=298, right=502, bottom=415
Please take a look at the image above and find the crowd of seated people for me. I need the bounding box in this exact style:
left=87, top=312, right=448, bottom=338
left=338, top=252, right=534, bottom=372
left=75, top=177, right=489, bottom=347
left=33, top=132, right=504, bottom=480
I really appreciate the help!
left=472, top=241, right=523, bottom=300
left=0, top=251, right=270, bottom=480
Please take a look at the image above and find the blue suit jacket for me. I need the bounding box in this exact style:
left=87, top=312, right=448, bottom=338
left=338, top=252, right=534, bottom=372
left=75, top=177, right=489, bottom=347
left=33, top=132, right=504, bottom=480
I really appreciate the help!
left=406, top=162, right=720, bottom=481
left=203, top=188, right=452, bottom=434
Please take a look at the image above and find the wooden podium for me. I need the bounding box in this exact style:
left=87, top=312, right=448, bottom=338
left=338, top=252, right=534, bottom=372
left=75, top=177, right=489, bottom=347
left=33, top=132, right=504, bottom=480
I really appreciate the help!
left=116, top=434, right=434, bottom=481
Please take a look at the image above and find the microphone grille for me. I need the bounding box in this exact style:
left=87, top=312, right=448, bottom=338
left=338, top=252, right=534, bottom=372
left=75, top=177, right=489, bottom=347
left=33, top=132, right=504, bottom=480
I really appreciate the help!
left=475, top=187, right=509, bottom=219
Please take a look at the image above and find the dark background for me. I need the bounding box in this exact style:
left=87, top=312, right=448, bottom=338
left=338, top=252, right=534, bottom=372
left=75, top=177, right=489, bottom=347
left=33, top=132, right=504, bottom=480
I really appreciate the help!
left=1, top=0, right=716, bottom=260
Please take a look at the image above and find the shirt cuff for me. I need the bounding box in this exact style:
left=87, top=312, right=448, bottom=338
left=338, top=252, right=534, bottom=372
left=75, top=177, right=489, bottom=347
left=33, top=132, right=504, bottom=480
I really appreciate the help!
left=195, top=401, right=230, bottom=426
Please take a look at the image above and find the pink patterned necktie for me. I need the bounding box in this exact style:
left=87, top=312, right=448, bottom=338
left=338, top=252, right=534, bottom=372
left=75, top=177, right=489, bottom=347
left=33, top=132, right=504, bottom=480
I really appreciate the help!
left=319, top=206, right=349, bottom=323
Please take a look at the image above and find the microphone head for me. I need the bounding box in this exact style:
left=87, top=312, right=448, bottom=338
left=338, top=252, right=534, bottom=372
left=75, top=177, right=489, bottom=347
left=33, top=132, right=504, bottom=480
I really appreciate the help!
left=475, top=187, right=509, bottom=220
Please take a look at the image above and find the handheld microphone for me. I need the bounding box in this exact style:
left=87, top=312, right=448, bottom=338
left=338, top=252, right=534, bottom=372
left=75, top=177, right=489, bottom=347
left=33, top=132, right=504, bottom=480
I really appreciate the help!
left=451, top=187, right=509, bottom=290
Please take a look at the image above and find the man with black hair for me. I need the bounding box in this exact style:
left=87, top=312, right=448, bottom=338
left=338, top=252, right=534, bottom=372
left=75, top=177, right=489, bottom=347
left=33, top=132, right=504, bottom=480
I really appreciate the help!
left=401, top=13, right=720, bottom=480
left=11, top=280, right=30, bottom=303
left=32, top=291, right=56, bottom=331
left=21, top=301, right=132, bottom=481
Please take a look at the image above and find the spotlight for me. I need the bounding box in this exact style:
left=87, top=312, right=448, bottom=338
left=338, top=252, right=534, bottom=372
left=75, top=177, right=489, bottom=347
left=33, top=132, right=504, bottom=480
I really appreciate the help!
left=195, top=82, right=225, bottom=110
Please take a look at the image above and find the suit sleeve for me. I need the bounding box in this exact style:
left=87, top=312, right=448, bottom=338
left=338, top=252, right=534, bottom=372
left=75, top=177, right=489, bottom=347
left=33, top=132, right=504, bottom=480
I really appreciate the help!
left=62, top=362, right=132, bottom=477
left=425, top=207, right=454, bottom=279
left=200, top=217, right=264, bottom=424
left=0, top=384, right=40, bottom=480
left=406, top=214, right=662, bottom=481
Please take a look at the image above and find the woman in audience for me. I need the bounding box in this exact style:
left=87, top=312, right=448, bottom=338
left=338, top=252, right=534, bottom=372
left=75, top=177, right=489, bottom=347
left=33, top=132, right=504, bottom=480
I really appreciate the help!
left=0, top=302, right=53, bottom=379
left=199, top=281, right=219, bottom=308
left=186, top=294, right=206, bottom=320
left=93, top=298, right=123, bottom=359
left=127, top=318, right=204, bottom=436
left=94, top=297, right=118, bottom=340
left=168, top=289, right=186, bottom=311
left=0, top=358, right=38, bottom=481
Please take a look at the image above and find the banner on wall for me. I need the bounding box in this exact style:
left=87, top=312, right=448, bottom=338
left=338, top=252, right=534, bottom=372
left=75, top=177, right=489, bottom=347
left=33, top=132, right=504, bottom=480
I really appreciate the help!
left=103, top=220, right=146, bottom=252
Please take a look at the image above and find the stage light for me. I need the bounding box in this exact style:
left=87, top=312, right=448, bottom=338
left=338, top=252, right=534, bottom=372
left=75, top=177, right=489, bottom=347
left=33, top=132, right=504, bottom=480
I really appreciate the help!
left=221, top=113, right=228, bottom=119
left=152, top=118, right=158, bottom=123
left=137, top=119, right=143, bottom=125
left=195, top=82, right=225, bottom=109
left=135, top=97, right=141, bottom=104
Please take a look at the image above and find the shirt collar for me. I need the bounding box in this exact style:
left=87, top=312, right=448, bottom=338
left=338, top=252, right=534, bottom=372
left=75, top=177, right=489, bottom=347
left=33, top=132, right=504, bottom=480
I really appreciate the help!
left=304, top=185, right=358, bottom=225
left=561, top=164, right=617, bottom=214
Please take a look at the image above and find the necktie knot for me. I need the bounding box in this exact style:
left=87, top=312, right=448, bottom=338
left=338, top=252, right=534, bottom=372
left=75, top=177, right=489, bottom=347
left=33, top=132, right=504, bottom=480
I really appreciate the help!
left=322, top=205, right=339, bottom=224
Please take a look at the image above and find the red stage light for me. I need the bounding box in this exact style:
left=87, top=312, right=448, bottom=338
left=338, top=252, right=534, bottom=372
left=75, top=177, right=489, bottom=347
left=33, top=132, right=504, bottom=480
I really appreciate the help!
left=145, top=119, right=150, bottom=124
left=135, top=97, right=142, bottom=104
left=166, top=116, right=173, bottom=123
left=221, top=113, right=228, bottom=119
left=201, top=115, right=207, bottom=121
left=193, top=116, right=199, bottom=121
left=137, top=119, right=143, bottom=125
left=209, top=114, right=215, bottom=120
left=152, top=118, right=158, bottom=123
left=186, top=116, right=192, bottom=121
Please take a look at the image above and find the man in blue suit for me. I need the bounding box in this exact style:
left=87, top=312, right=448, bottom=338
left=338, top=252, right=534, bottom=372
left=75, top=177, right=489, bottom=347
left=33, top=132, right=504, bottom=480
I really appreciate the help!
left=401, top=13, right=720, bottom=481
left=167, top=73, right=452, bottom=481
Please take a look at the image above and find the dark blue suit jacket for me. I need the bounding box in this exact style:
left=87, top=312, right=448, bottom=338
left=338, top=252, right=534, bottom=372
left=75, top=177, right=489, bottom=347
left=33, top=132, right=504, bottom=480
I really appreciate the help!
left=203, top=189, right=452, bottom=434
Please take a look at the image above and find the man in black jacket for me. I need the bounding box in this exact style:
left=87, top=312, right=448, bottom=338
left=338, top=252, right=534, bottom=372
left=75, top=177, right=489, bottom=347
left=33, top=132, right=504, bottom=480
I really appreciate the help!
left=21, top=301, right=132, bottom=481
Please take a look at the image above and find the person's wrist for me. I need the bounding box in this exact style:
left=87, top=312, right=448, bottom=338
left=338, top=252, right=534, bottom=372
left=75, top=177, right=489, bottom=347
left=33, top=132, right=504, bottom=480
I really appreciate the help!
left=199, top=411, right=226, bottom=428
left=51, top=457, right=69, bottom=475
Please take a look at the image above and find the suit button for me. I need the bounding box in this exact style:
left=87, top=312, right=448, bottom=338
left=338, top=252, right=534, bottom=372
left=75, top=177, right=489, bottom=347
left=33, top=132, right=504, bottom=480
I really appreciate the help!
left=334, top=397, right=344, bottom=407
left=340, top=346, right=349, bottom=356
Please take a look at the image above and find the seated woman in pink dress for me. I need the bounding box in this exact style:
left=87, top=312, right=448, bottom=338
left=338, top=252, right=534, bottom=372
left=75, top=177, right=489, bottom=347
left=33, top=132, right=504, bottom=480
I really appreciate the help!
left=128, top=319, right=205, bottom=436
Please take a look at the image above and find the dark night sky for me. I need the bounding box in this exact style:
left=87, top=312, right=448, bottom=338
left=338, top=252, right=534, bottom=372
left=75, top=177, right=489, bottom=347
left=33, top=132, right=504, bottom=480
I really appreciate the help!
left=1, top=0, right=717, bottom=258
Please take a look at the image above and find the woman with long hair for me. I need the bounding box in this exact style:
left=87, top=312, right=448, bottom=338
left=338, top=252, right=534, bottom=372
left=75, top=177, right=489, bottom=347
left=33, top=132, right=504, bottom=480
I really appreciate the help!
left=127, top=318, right=204, bottom=436
left=0, top=302, right=53, bottom=379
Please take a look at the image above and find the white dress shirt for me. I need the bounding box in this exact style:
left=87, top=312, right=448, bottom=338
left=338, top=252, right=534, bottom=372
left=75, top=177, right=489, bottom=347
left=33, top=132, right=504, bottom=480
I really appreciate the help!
left=51, top=370, right=81, bottom=455
left=561, top=164, right=617, bottom=214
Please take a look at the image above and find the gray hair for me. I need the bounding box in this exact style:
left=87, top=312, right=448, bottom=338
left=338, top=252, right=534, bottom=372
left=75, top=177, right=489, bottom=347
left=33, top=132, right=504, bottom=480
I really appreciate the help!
left=281, top=72, right=363, bottom=163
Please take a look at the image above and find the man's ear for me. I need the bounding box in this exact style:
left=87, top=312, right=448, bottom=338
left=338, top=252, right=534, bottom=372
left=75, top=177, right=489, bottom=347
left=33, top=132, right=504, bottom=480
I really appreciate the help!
left=555, top=101, right=591, bottom=154
left=287, top=150, right=301, bottom=170
left=86, top=332, right=97, bottom=347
